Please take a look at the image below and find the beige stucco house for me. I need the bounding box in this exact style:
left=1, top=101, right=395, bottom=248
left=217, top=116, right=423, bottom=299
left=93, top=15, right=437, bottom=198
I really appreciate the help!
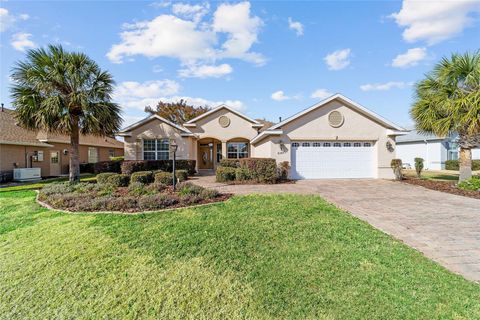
left=119, top=94, right=407, bottom=179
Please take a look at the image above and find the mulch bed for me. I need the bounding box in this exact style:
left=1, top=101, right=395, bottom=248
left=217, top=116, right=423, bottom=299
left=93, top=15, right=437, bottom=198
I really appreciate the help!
left=401, top=177, right=480, bottom=200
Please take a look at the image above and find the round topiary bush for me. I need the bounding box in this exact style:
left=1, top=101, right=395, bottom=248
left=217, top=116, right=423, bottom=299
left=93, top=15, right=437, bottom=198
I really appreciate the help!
left=216, top=167, right=236, bottom=182
left=106, top=173, right=130, bottom=187
left=175, top=170, right=188, bottom=182
left=130, top=171, right=154, bottom=184
left=155, top=171, right=173, bottom=185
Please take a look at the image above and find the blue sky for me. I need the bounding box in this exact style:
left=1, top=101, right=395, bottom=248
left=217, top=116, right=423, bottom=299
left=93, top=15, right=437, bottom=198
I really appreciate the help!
left=1, top=1, right=479, bottom=129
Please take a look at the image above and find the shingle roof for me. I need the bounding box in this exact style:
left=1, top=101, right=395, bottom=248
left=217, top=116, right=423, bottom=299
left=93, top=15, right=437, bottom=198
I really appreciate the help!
left=396, top=130, right=445, bottom=143
left=0, top=108, right=52, bottom=147
left=0, top=108, right=124, bottom=148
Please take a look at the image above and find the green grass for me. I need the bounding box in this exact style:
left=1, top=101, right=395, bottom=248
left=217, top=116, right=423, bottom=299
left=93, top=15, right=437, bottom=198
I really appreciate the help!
left=1, top=191, right=479, bottom=319
left=403, top=169, right=459, bottom=181
left=0, top=174, right=96, bottom=192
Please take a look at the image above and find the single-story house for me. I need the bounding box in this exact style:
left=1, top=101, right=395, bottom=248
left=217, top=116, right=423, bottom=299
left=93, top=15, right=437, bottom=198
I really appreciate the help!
left=396, top=130, right=480, bottom=170
left=0, top=107, right=124, bottom=181
left=119, top=94, right=407, bottom=179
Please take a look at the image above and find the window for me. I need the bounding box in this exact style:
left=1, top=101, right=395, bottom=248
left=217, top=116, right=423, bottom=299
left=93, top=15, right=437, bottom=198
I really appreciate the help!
left=143, top=139, right=169, bottom=160
left=323, top=142, right=331, bottom=147
left=313, top=142, right=321, bottom=147
left=333, top=142, right=341, bottom=147
left=364, top=142, right=372, bottom=147
left=50, top=151, right=59, bottom=164
left=343, top=142, right=351, bottom=147
left=301, top=142, right=311, bottom=147
left=88, top=147, right=98, bottom=163
left=227, top=142, right=248, bottom=159
left=354, top=142, right=361, bottom=147
left=216, top=143, right=223, bottom=162
left=109, top=149, right=115, bottom=158
left=292, top=142, right=299, bottom=148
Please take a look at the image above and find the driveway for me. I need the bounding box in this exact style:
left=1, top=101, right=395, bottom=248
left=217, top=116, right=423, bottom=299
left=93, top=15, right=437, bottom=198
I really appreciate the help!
left=191, top=175, right=480, bottom=282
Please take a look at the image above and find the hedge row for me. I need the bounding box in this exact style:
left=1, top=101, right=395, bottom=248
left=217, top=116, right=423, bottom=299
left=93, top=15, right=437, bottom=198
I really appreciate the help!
left=216, top=158, right=284, bottom=184
left=445, top=160, right=480, bottom=171
left=121, top=160, right=196, bottom=175
left=97, top=170, right=188, bottom=187
left=80, top=160, right=122, bottom=174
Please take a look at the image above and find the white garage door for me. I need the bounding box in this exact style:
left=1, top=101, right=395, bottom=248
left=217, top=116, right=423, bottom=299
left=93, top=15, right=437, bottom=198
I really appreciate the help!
left=291, top=141, right=376, bottom=179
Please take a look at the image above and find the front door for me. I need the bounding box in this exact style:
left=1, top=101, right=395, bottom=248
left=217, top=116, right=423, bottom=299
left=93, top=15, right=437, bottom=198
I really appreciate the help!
left=198, top=144, right=214, bottom=169
left=50, top=151, right=61, bottom=176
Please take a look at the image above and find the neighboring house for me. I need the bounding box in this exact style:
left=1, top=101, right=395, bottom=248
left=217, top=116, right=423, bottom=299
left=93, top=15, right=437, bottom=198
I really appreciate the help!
left=0, top=107, right=124, bottom=181
left=396, top=130, right=480, bottom=170
left=119, top=94, right=406, bottom=179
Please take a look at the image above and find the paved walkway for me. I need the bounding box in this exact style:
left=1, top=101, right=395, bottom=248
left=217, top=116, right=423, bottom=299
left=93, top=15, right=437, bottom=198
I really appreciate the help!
left=190, top=175, right=480, bottom=282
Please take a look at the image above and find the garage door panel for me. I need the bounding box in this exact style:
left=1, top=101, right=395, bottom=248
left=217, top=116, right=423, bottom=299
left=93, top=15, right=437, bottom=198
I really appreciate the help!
left=291, top=142, right=375, bottom=179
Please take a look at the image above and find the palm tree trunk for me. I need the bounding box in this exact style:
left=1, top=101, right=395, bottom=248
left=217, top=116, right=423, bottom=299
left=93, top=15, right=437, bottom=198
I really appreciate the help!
left=459, top=147, right=472, bottom=182
left=69, top=116, right=81, bottom=183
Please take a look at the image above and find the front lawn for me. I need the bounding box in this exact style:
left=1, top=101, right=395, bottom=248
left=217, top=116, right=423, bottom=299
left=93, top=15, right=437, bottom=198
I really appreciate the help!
left=1, top=191, right=479, bottom=319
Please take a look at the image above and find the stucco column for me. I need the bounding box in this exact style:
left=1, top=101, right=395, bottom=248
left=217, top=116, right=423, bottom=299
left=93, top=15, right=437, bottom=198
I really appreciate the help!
left=221, top=141, right=227, bottom=159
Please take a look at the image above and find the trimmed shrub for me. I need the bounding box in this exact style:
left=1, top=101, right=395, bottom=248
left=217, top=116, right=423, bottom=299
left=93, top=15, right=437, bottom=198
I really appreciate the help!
left=93, top=160, right=122, bottom=174
left=130, top=171, right=154, bottom=184
left=216, top=167, right=236, bottom=182
left=155, top=172, right=173, bottom=185
left=41, top=182, right=75, bottom=196
left=219, top=159, right=240, bottom=168
left=414, top=158, right=424, bottom=178
left=147, top=182, right=168, bottom=193
left=235, top=168, right=251, bottom=181
left=177, top=182, right=205, bottom=196
left=175, top=170, right=188, bottom=182
left=239, top=158, right=277, bottom=183
left=106, top=173, right=130, bottom=187
left=96, top=172, right=117, bottom=185
left=121, top=160, right=196, bottom=175
left=200, top=188, right=219, bottom=199
left=109, top=156, right=124, bottom=161
left=277, top=161, right=290, bottom=181
left=446, top=159, right=480, bottom=171
left=128, top=182, right=148, bottom=196
left=458, top=176, right=480, bottom=191
left=391, top=159, right=403, bottom=181
left=80, top=163, right=94, bottom=174
left=138, top=194, right=178, bottom=210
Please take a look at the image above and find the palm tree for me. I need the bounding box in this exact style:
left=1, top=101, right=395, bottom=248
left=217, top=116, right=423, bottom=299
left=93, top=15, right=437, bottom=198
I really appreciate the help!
left=411, top=51, right=480, bottom=181
left=11, top=45, right=122, bottom=183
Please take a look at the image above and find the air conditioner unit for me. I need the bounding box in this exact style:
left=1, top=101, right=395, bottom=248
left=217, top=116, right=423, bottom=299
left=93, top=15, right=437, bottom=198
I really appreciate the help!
left=13, top=168, right=41, bottom=182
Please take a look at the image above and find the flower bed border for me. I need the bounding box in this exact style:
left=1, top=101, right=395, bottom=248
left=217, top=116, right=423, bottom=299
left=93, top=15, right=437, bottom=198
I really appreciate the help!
left=35, top=190, right=232, bottom=215
left=400, top=178, right=480, bottom=200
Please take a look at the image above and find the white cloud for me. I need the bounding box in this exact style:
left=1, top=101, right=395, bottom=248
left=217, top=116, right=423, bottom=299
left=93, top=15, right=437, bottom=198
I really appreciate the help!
left=390, top=0, right=480, bottom=45
left=310, top=88, right=333, bottom=99
left=114, top=79, right=245, bottom=113
left=19, top=14, right=30, bottom=21
left=152, top=65, right=163, bottom=73
left=11, top=33, right=36, bottom=51
left=271, top=90, right=290, bottom=101
left=360, top=81, right=409, bottom=91
left=212, top=1, right=264, bottom=64
left=288, top=17, right=304, bottom=36
left=391, top=47, right=427, bottom=68
left=0, top=8, right=16, bottom=32
left=172, top=2, right=209, bottom=22
left=108, top=1, right=264, bottom=76
left=324, top=48, right=351, bottom=70
left=178, top=63, right=233, bottom=78
left=150, top=1, right=171, bottom=8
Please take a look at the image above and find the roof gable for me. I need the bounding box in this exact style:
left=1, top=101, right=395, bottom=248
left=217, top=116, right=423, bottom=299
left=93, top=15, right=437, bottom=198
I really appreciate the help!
left=184, top=104, right=262, bottom=127
left=269, top=94, right=405, bottom=131
left=119, top=114, right=193, bottom=136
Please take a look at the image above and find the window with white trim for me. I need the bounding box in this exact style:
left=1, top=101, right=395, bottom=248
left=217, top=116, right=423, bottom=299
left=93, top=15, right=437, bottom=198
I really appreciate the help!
left=88, top=147, right=98, bottom=163
left=333, top=142, right=342, bottom=147
left=301, top=142, right=311, bottom=147
left=292, top=142, right=299, bottom=148
left=143, top=139, right=169, bottom=160
left=227, top=142, right=248, bottom=159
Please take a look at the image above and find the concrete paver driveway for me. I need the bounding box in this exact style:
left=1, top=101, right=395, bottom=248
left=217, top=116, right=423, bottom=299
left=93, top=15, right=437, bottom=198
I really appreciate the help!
left=191, top=175, right=480, bottom=282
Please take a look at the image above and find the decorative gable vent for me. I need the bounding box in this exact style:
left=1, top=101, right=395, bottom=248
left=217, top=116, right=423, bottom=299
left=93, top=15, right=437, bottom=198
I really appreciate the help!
left=328, top=111, right=344, bottom=128
left=219, top=115, right=230, bottom=128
